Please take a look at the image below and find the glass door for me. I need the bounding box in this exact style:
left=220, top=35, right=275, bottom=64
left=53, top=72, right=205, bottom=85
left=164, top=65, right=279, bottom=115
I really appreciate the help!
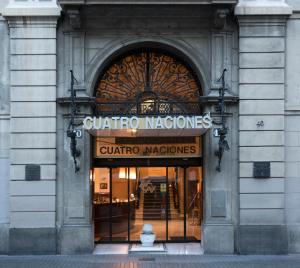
left=130, top=167, right=167, bottom=241
left=167, top=167, right=184, bottom=241
left=93, top=167, right=135, bottom=242
left=167, top=166, right=202, bottom=242
left=111, top=167, right=129, bottom=241
left=185, top=167, right=202, bottom=241
left=93, top=165, right=202, bottom=243
left=93, top=167, right=110, bottom=242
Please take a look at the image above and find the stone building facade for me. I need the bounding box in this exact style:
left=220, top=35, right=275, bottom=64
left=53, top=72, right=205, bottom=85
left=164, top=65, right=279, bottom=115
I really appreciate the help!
left=0, top=0, right=300, bottom=255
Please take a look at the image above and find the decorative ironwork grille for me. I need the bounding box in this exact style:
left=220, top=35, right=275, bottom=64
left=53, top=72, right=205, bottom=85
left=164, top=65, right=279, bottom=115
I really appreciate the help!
left=95, top=50, right=202, bottom=115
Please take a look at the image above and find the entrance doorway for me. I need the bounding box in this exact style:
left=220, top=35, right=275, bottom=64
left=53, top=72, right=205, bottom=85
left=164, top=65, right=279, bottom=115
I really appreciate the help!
left=93, top=165, right=202, bottom=243
left=90, top=46, right=205, bottom=245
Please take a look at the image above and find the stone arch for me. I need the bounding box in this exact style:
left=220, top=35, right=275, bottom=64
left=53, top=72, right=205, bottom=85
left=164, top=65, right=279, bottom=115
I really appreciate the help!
left=85, top=37, right=210, bottom=98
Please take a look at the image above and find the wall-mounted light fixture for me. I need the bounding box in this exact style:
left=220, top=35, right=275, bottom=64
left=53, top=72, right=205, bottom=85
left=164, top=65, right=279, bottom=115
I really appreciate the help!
left=119, top=167, right=136, bottom=180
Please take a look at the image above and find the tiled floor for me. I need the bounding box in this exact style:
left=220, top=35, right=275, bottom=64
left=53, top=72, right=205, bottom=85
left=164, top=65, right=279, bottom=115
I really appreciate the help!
left=166, top=243, right=204, bottom=255
left=93, top=243, right=203, bottom=255
left=93, top=244, right=129, bottom=255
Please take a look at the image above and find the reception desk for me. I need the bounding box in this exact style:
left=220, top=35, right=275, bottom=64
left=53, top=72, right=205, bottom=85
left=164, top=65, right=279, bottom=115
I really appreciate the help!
left=94, top=200, right=136, bottom=238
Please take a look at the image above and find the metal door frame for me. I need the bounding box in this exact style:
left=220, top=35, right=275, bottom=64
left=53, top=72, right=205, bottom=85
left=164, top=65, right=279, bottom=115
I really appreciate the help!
left=93, top=160, right=202, bottom=244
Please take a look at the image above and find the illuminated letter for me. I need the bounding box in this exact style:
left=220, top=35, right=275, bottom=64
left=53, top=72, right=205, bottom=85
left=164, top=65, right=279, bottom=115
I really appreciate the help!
left=83, top=116, right=93, bottom=130
left=133, top=146, right=139, bottom=154
left=176, top=116, right=186, bottom=129
left=203, top=113, right=212, bottom=128
left=102, top=117, right=111, bottom=129
left=186, top=116, right=195, bottom=129
left=111, top=116, right=120, bottom=129
left=164, top=116, right=173, bottom=129
left=93, top=116, right=102, bottom=129
left=155, top=116, right=164, bottom=129
left=100, top=146, right=107, bottom=154
left=195, top=116, right=203, bottom=128
left=120, top=117, right=129, bottom=129
left=146, top=117, right=154, bottom=129
left=129, top=116, right=139, bottom=129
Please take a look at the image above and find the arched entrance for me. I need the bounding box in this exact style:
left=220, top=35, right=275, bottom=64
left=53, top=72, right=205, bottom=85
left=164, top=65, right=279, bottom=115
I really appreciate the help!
left=90, top=48, right=205, bottom=243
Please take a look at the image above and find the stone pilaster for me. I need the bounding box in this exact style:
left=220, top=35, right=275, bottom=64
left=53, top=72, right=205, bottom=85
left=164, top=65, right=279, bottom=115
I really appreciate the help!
left=284, top=0, right=300, bottom=254
left=236, top=0, right=292, bottom=254
left=0, top=14, right=10, bottom=254
left=3, top=0, right=60, bottom=254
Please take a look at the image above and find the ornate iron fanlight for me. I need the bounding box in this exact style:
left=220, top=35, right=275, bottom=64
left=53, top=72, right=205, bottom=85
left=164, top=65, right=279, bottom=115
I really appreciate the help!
left=94, top=50, right=202, bottom=116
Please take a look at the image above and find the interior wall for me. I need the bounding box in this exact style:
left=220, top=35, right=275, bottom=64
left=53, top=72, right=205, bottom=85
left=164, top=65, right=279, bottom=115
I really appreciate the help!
left=140, top=167, right=166, bottom=179
left=94, top=168, right=109, bottom=194
left=94, top=167, right=136, bottom=200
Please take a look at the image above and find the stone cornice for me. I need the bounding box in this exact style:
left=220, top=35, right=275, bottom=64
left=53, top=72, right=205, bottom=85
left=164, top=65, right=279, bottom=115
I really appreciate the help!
left=235, top=0, right=292, bottom=16
left=6, top=16, right=60, bottom=28
left=60, top=0, right=237, bottom=5
left=3, top=0, right=61, bottom=17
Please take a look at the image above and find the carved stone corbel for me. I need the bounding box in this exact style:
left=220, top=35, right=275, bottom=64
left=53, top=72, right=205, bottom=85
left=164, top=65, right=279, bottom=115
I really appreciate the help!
left=66, top=8, right=81, bottom=29
left=214, top=9, right=230, bottom=29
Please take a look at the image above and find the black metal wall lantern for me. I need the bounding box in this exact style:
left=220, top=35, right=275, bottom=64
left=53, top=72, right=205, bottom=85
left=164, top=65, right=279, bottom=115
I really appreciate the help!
left=214, top=69, right=230, bottom=172
left=67, top=70, right=81, bottom=172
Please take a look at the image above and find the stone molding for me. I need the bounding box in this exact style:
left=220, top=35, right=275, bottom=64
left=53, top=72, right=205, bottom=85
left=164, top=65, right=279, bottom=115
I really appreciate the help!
left=83, top=36, right=211, bottom=97
left=235, top=0, right=292, bottom=16
left=6, top=16, right=60, bottom=28
left=3, top=0, right=61, bottom=17
left=60, top=0, right=237, bottom=5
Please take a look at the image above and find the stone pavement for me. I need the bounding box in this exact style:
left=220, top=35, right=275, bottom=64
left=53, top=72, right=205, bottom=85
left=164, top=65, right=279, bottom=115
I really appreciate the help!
left=0, top=255, right=300, bottom=268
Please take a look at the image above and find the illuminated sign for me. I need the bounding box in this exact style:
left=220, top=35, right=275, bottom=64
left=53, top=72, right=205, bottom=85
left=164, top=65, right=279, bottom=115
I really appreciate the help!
left=95, top=137, right=201, bottom=158
left=83, top=114, right=212, bottom=131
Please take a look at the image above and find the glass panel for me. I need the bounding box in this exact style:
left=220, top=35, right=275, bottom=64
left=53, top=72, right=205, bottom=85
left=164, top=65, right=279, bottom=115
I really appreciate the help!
left=186, top=167, right=202, bottom=241
left=129, top=167, right=137, bottom=241
left=168, top=167, right=184, bottom=241
left=93, top=168, right=110, bottom=242
left=93, top=165, right=202, bottom=243
left=111, top=167, right=129, bottom=241
left=130, top=167, right=167, bottom=241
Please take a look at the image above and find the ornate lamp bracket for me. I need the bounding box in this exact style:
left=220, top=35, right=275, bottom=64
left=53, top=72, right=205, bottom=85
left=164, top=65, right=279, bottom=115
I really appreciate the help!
left=214, top=69, right=230, bottom=172
left=67, top=70, right=81, bottom=172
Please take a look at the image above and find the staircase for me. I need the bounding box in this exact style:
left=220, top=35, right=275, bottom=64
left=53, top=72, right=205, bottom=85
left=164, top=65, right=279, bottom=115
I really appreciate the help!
left=143, top=180, right=167, bottom=219
left=168, top=186, right=183, bottom=220
left=135, top=187, right=144, bottom=220
left=135, top=178, right=181, bottom=220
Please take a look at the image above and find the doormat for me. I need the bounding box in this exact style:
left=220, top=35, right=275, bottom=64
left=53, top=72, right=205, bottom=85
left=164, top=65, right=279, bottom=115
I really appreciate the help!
left=97, top=237, right=128, bottom=242
left=129, top=243, right=167, bottom=253
left=170, top=236, right=197, bottom=241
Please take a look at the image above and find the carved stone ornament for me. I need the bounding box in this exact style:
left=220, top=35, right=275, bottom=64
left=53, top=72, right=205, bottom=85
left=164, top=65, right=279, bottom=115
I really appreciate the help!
left=214, top=9, right=230, bottom=29
left=66, top=8, right=81, bottom=29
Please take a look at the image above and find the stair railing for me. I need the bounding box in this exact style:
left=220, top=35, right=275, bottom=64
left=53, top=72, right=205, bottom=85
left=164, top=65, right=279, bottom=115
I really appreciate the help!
left=171, top=182, right=175, bottom=208
left=175, top=182, right=179, bottom=209
left=136, top=179, right=141, bottom=209
left=187, top=191, right=201, bottom=212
